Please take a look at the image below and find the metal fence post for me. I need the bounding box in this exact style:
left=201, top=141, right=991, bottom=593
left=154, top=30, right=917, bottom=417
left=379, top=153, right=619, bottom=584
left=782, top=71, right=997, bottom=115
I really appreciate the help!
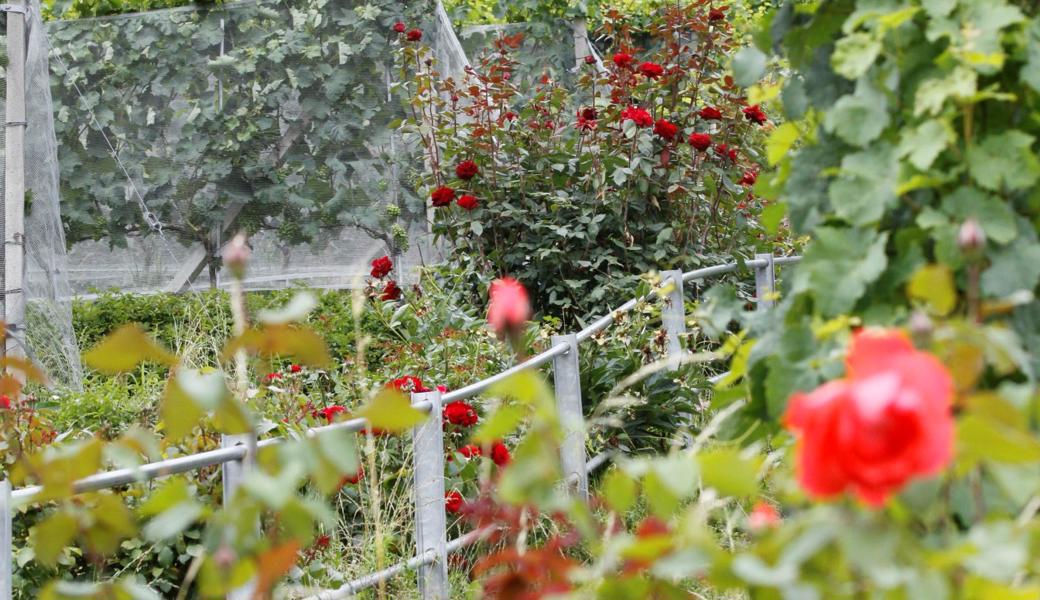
left=412, top=390, right=448, bottom=600
left=660, top=270, right=686, bottom=359
left=0, top=480, right=10, bottom=600
left=222, top=433, right=256, bottom=600
left=754, top=253, right=776, bottom=311
left=552, top=334, right=588, bottom=500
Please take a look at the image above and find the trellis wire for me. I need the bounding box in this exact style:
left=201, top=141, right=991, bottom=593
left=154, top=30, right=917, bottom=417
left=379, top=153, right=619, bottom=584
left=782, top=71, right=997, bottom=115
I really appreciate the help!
left=0, top=255, right=798, bottom=598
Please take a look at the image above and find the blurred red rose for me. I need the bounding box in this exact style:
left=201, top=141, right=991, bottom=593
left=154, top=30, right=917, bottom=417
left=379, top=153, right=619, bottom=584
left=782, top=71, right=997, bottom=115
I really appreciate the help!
left=406, top=28, right=422, bottom=42
left=431, top=186, right=455, bottom=207
left=612, top=52, right=633, bottom=67
left=698, top=106, right=723, bottom=120
left=487, top=277, right=531, bottom=335
left=265, top=372, right=282, bottom=382
left=444, top=401, right=479, bottom=426
left=392, top=22, right=406, bottom=33
left=455, top=160, right=479, bottom=180
left=708, top=8, right=726, bottom=21
left=739, top=170, right=758, bottom=186
left=743, top=104, right=768, bottom=125
left=370, top=255, right=393, bottom=278
left=638, top=62, right=664, bottom=78
left=459, top=444, right=482, bottom=458
left=621, top=106, right=654, bottom=128
left=784, top=330, right=954, bottom=507
left=389, top=375, right=430, bottom=394
left=748, top=501, right=780, bottom=530
left=654, top=118, right=678, bottom=140
left=380, top=280, right=401, bottom=301
left=457, top=194, right=479, bottom=210
left=445, top=490, right=465, bottom=514
left=688, top=133, right=712, bottom=151
left=321, top=405, right=346, bottom=423
left=491, top=441, right=511, bottom=466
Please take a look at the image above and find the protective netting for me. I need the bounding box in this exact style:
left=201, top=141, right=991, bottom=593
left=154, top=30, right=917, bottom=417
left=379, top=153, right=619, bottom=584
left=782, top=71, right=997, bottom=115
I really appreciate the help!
left=0, top=0, right=83, bottom=389
left=457, top=20, right=585, bottom=91
left=46, top=0, right=468, bottom=295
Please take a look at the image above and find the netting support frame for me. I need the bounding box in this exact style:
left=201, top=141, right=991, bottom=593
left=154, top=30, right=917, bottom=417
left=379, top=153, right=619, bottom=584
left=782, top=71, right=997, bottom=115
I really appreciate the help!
left=3, top=0, right=27, bottom=360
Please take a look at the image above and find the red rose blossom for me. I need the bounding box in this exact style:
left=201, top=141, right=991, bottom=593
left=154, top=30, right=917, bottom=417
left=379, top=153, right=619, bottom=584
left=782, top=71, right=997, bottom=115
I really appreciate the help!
left=491, top=441, right=511, bottom=467
left=612, top=52, right=633, bottom=68
left=742, top=104, right=768, bottom=125
left=342, top=466, right=364, bottom=485
left=708, top=8, right=726, bottom=21
left=748, top=501, right=780, bottom=530
left=289, top=364, right=302, bottom=374
left=321, top=405, right=346, bottom=423
left=392, top=21, right=406, bottom=33
left=458, top=444, right=483, bottom=458
left=370, top=255, right=393, bottom=278
left=406, top=28, right=422, bottom=42
left=739, top=170, right=758, bottom=186
left=504, top=111, right=517, bottom=121
left=389, top=375, right=429, bottom=394
left=445, top=490, right=465, bottom=514
left=265, top=372, right=282, bottom=382
left=688, top=133, right=712, bottom=151
left=783, top=330, right=954, bottom=507
left=444, top=401, right=479, bottom=427
left=455, top=160, right=479, bottom=180
left=487, top=277, right=532, bottom=335
left=621, top=106, right=654, bottom=128
left=0, top=395, right=10, bottom=410
left=580, top=107, right=597, bottom=120
left=584, top=54, right=596, bottom=65
left=380, top=280, right=401, bottom=301
left=457, top=194, right=479, bottom=210
left=698, top=106, right=723, bottom=120
left=638, top=61, right=664, bottom=78
left=653, top=119, right=678, bottom=140
left=431, top=186, right=455, bottom=207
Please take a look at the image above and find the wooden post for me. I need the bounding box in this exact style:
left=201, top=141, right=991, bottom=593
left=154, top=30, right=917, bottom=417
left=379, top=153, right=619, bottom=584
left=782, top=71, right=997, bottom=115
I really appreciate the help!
left=4, top=0, right=27, bottom=358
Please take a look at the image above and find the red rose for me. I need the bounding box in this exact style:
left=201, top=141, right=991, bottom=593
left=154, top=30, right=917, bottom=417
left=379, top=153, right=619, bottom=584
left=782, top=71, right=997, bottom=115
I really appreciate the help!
left=457, top=194, right=479, bottom=210
left=487, top=277, right=531, bottom=335
left=491, top=441, right=511, bottom=467
left=638, top=62, right=664, bottom=78
left=389, top=375, right=429, bottom=394
left=708, top=8, right=726, bottom=21
left=584, top=54, right=597, bottom=65
left=342, top=466, right=364, bottom=485
left=458, top=444, right=482, bottom=458
left=392, top=21, right=406, bottom=33
left=0, top=395, right=10, bottom=410
left=436, top=385, right=448, bottom=393
left=431, top=186, right=455, bottom=207
left=321, top=405, right=346, bottom=423
left=444, top=400, right=479, bottom=427
left=748, top=501, right=780, bottom=531
left=289, top=364, right=302, bottom=374
left=698, top=106, right=723, bottom=120
left=406, top=28, right=422, bottom=42
left=612, top=52, right=633, bottom=68
left=742, top=104, right=768, bottom=125
left=360, top=427, right=388, bottom=437
left=445, top=490, right=465, bottom=514
left=370, top=255, right=393, bottom=278
left=580, top=107, right=597, bottom=120
left=455, top=160, right=479, bottom=180
left=714, top=143, right=738, bottom=162
left=380, top=280, right=401, bottom=301
left=688, top=133, right=712, bottom=151
left=265, top=372, right=282, bottom=382
left=728, top=147, right=739, bottom=162
left=653, top=119, right=678, bottom=140
left=504, top=111, right=517, bottom=121
left=783, top=330, right=954, bottom=507
left=621, top=106, right=654, bottom=128
left=739, top=170, right=758, bottom=186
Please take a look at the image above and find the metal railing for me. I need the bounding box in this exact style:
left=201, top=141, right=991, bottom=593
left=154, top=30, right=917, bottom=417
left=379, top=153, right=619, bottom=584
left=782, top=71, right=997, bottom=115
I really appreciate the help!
left=0, top=253, right=799, bottom=600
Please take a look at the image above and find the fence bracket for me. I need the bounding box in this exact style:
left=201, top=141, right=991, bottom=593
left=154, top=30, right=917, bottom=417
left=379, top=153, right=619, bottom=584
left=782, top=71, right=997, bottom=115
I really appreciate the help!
left=552, top=334, right=588, bottom=499
left=754, top=253, right=776, bottom=311
left=412, top=390, right=449, bottom=600
left=660, top=270, right=686, bottom=360
left=222, top=433, right=256, bottom=600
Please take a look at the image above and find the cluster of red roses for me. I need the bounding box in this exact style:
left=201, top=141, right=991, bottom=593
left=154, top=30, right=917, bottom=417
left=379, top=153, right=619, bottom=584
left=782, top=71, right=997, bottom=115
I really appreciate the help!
left=430, top=158, right=481, bottom=211
left=391, top=20, right=422, bottom=43
left=369, top=255, right=401, bottom=301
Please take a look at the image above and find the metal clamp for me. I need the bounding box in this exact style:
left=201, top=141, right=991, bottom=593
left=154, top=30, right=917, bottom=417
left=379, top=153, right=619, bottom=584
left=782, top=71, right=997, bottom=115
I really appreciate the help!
left=0, top=4, right=26, bottom=13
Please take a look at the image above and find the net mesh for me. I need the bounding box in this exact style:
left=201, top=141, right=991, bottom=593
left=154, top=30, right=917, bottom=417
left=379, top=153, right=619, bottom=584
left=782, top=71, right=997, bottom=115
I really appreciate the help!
left=47, top=0, right=468, bottom=295
left=0, top=0, right=83, bottom=389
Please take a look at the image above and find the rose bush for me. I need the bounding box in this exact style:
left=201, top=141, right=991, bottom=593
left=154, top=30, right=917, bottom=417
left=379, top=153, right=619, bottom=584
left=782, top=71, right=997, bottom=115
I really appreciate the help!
left=396, top=5, right=790, bottom=323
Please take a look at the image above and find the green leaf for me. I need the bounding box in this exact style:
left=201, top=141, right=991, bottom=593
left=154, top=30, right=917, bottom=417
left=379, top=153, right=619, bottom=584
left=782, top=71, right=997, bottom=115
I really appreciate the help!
left=907, top=264, right=957, bottom=316
left=958, top=415, right=1040, bottom=463
left=472, top=405, right=525, bottom=444
left=732, top=47, right=767, bottom=87
left=898, top=119, right=954, bottom=170
left=967, top=130, right=1040, bottom=191
left=256, top=291, right=318, bottom=324
left=698, top=448, right=761, bottom=497
left=914, top=67, right=977, bottom=116
left=33, top=512, right=77, bottom=567
left=980, top=238, right=1040, bottom=298
left=316, top=428, right=359, bottom=475
left=823, top=80, right=890, bottom=147
left=143, top=501, right=204, bottom=541
left=600, top=469, right=637, bottom=514
left=83, top=324, right=177, bottom=374
left=828, top=142, right=898, bottom=225
left=766, top=122, right=799, bottom=166
left=792, top=228, right=889, bottom=316
left=357, top=388, right=426, bottom=433
left=941, top=187, right=1018, bottom=245
left=831, top=32, right=880, bottom=79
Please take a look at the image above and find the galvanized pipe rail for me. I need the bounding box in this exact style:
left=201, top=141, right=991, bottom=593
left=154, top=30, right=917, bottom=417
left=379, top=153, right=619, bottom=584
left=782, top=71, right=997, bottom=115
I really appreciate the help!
left=0, top=255, right=798, bottom=599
